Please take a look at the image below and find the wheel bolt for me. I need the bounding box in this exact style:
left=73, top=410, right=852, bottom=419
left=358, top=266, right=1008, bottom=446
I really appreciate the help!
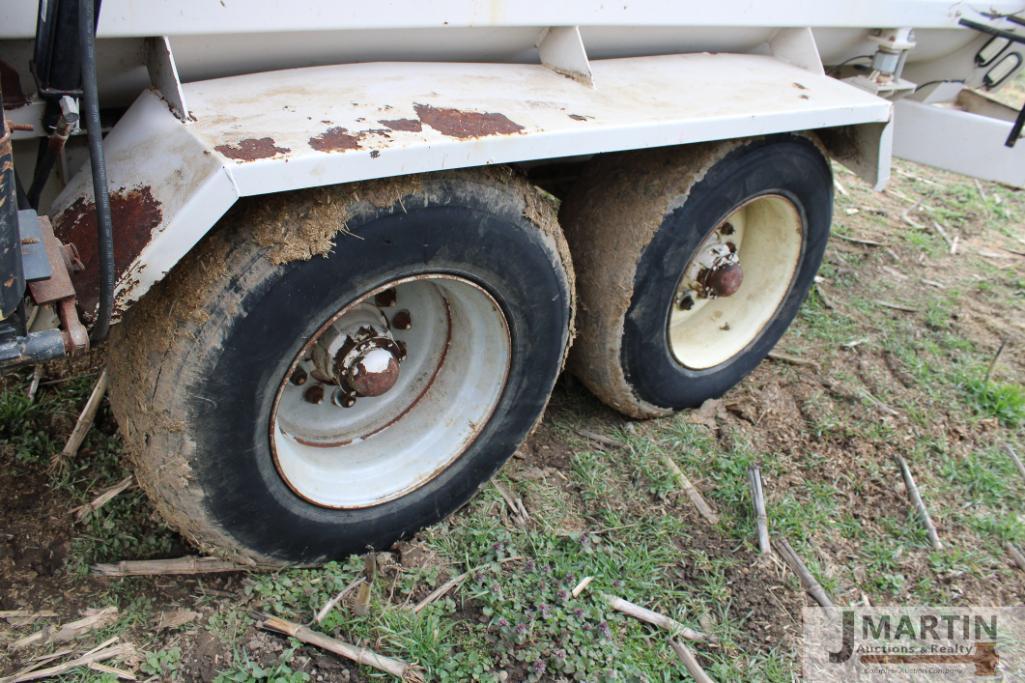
left=303, top=385, right=325, bottom=404
left=719, top=222, right=735, bottom=236
left=374, top=288, right=397, bottom=307
left=392, top=310, right=412, bottom=330
left=678, top=295, right=694, bottom=311
left=332, top=389, right=357, bottom=408
left=290, top=367, right=308, bottom=386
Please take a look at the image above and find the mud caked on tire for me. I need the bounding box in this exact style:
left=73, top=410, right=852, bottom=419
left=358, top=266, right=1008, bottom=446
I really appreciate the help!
left=561, top=135, right=832, bottom=418
left=108, top=169, right=574, bottom=564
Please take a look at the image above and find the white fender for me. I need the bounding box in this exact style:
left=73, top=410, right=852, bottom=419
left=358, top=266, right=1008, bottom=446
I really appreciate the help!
left=48, top=52, right=891, bottom=317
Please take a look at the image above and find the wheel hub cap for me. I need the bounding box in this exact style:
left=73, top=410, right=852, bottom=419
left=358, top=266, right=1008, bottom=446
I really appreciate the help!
left=270, top=276, right=512, bottom=509
left=697, top=243, right=744, bottom=298
left=345, top=345, right=401, bottom=397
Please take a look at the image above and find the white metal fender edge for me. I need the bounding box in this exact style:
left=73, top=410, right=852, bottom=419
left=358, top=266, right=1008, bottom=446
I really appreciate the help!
left=47, top=53, right=892, bottom=319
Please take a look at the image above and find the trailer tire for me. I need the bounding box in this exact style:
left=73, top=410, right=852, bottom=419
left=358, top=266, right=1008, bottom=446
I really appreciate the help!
left=561, top=135, right=831, bottom=418
left=107, top=168, right=573, bottom=564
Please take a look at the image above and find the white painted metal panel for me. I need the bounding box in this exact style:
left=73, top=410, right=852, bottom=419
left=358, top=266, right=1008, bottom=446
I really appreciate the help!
left=4, top=0, right=1024, bottom=37
left=893, top=99, right=1025, bottom=187
left=181, top=55, right=891, bottom=197
left=49, top=93, right=238, bottom=315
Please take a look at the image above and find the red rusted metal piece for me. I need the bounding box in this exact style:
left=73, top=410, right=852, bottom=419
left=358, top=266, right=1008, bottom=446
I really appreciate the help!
left=308, top=126, right=362, bottom=152
left=705, top=263, right=744, bottom=297
left=413, top=103, right=524, bottom=139
left=303, top=384, right=325, bottom=404
left=379, top=118, right=422, bottom=132
left=214, top=137, right=291, bottom=161
left=52, top=185, right=162, bottom=315
left=27, top=217, right=75, bottom=304
left=57, top=297, right=89, bottom=354
left=23, top=217, right=89, bottom=355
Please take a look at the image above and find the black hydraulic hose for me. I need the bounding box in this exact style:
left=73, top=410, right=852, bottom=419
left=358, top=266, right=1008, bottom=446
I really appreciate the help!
left=26, top=137, right=56, bottom=209
left=79, top=0, right=114, bottom=343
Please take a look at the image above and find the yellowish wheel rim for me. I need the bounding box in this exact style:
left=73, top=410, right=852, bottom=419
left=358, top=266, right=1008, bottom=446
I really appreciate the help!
left=668, top=195, right=804, bottom=370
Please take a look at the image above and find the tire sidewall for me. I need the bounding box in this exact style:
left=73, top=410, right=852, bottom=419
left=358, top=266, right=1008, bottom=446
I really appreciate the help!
left=622, top=136, right=832, bottom=409
left=187, top=179, right=570, bottom=562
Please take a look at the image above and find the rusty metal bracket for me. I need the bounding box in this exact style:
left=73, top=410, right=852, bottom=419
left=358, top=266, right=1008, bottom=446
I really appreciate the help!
left=57, top=297, right=88, bottom=353
left=27, top=214, right=89, bottom=355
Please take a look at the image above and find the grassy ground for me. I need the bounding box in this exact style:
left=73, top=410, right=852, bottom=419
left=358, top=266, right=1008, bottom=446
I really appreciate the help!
left=2, top=151, right=1024, bottom=680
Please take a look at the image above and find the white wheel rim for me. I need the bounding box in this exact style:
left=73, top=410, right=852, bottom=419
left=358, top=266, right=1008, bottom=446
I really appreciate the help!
left=270, top=275, right=511, bottom=509
left=668, top=195, right=804, bottom=370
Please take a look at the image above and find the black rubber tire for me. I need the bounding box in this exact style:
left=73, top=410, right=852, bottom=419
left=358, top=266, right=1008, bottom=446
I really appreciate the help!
left=107, top=169, right=573, bottom=564
left=561, top=135, right=832, bottom=418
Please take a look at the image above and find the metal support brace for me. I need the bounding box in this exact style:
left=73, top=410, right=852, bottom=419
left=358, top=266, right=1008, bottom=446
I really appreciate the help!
left=769, top=27, right=824, bottom=75
left=146, top=36, right=190, bottom=120
left=537, top=26, right=594, bottom=87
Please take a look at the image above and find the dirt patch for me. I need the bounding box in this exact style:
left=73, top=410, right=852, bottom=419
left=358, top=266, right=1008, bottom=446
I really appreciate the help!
left=0, top=464, right=73, bottom=610
left=242, top=175, right=422, bottom=266
left=180, top=629, right=231, bottom=682
left=678, top=523, right=804, bottom=653
left=517, top=415, right=577, bottom=473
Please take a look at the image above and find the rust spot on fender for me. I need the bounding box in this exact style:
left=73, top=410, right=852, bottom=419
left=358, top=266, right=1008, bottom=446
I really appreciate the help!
left=215, top=137, right=290, bottom=161
left=309, top=127, right=362, bottom=152
left=413, top=104, right=524, bottom=139
left=379, top=118, right=422, bottom=133
left=53, top=185, right=163, bottom=315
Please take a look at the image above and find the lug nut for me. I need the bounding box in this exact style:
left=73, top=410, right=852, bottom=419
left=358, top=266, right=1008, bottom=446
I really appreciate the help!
left=303, top=385, right=325, bottom=404
left=719, top=222, right=735, bottom=236
left=290, top=367, right=308, bottom=386
left=677, top=295, right=694, bottom=311
left=332, top=389, right=357, bottom=408
left=392, top=310, right=412, bottom=330
left=374, top=288, right=397, bottom=307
